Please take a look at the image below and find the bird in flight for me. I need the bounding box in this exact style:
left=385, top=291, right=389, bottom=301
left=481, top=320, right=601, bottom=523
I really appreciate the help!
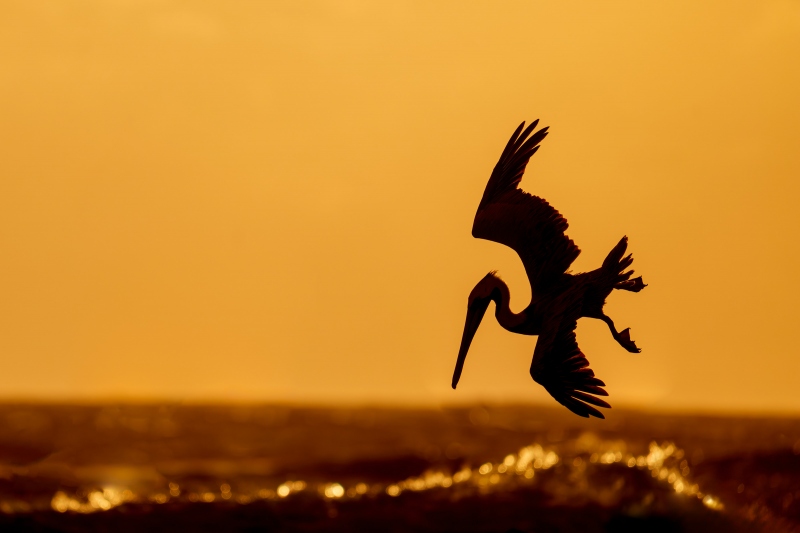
left=451, top=120, right=646, bottom=419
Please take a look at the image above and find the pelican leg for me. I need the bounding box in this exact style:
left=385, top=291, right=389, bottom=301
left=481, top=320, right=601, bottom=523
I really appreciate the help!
left=615, top=276, right=646, bottom=292
left=599, top=314, right=641, bottom=353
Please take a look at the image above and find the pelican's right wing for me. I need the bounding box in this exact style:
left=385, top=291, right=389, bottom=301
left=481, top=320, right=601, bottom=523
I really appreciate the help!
left=472, top=121, right=581, bottom=298
left=530, top=312, right=611, bottom=419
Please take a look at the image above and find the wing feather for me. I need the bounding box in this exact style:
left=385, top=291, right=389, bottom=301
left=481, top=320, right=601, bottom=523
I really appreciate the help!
left=473, top=121, right=580, bottom=298
left=530, top=316, right=611, bottom=420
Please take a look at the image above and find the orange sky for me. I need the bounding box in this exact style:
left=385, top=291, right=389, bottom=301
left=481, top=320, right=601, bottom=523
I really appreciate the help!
left=0, top=1, right=798, bottom=413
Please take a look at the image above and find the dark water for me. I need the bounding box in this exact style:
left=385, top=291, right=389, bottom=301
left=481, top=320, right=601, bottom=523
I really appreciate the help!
left=0, top=404, right=798, bottom=532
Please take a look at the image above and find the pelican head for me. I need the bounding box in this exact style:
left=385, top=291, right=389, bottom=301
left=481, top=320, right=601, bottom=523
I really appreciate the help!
left=468, top=271, right=502, bottom=304
left=451, top=272, right=503, bottom=389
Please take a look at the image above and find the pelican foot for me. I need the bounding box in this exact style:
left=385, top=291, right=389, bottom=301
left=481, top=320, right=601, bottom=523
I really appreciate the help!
left=616, top=328, right=641, bottom=353
left=615, top=276, right=647, bottom=292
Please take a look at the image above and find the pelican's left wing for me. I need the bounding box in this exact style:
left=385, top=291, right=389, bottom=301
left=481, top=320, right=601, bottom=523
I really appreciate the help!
left=530, top=312, right=611, bottom=419
left=472, top=121, right=581, bottom=299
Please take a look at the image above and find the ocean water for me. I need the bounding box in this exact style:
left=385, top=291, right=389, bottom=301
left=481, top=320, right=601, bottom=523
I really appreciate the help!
left=0, top=404, right=798, bottom=532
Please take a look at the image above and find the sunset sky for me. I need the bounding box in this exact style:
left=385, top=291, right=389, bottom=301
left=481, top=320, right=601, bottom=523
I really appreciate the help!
left=1, top=1, right=798, bottom=413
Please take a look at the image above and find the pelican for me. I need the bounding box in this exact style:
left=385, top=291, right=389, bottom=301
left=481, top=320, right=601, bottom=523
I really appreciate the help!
left=452, top=120, right=646, bottom=419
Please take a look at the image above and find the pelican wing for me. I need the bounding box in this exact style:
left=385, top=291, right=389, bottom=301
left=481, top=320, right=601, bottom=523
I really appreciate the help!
left=530, top=302, right=610, bottom=418
left=473, top=121, right=580, bottom=297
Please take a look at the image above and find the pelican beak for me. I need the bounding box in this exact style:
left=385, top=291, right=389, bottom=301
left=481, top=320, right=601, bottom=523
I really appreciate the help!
left=452, top=297, right=491, bottom=389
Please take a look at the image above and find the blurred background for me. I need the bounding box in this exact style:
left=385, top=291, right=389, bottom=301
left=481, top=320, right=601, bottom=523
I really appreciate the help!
left=0, top=0, right=799, bottom=412
left=0, top=2, right=799, bottom=532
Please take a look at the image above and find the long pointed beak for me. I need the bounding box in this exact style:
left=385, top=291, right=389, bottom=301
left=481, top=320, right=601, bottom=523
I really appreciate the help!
left=452, top=298, right=491, bottom=389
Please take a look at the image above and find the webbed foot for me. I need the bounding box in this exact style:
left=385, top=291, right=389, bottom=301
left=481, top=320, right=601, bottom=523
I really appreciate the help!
left=616, top=328, right=641, bottom=353
left=615, top=276, right=647, bottom=292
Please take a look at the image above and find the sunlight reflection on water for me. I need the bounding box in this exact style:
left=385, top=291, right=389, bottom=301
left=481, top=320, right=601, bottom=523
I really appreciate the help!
left=0, top=404, right=797, bottom=531
left=42, top=440, right=722, bottom=515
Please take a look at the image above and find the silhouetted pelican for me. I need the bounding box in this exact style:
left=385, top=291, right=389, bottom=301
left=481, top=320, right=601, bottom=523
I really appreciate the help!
left=452, top=121, right=646, bottom=419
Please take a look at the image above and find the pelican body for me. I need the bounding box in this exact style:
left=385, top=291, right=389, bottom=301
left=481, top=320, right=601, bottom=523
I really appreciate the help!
left=452, top=121, right=646, bottom=419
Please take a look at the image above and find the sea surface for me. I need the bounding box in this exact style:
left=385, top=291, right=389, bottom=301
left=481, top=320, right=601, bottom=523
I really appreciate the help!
left=0, top=403, right=798, bottom=532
